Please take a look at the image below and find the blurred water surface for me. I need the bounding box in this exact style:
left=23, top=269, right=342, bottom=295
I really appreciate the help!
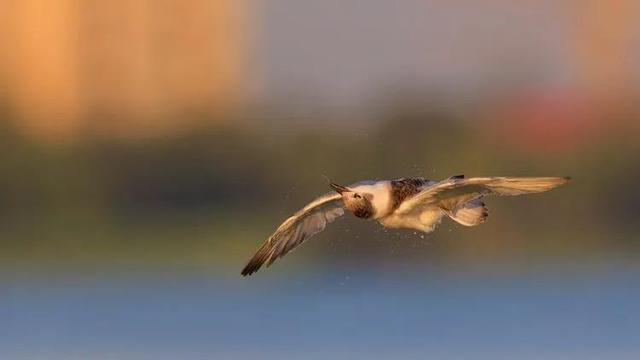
left=4, top=266, right=640, bottom=360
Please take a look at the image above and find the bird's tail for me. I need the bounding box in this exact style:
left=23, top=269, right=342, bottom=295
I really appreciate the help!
left=447, top=199, right=488, bottom=226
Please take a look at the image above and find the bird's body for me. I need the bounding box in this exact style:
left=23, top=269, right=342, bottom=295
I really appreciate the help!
left=341, top=178, right=439, bottom=230
left=242, top=175, right=569, bottom=276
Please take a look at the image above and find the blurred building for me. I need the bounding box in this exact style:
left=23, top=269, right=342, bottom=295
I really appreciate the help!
left=0, top=0, right=250, bottom=141
left=0, top=0, right=637, bottom=142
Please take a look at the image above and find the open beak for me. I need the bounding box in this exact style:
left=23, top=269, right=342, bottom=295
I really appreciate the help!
left=329, top=182, right=350, bottom=194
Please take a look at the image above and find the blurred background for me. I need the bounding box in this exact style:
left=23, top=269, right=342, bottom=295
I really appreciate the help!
left=2, top=0, right=640, bottom=358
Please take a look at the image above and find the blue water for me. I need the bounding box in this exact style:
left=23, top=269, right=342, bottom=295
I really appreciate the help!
left=3, top=268, right=640, bottom=359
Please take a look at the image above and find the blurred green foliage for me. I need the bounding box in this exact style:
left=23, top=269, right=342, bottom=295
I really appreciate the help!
left=0, top=104, right=638, bottom=274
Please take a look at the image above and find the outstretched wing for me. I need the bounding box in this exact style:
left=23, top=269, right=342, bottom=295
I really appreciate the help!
left=241, top=193, right=345, bottom=276
left=397, top=176, right=570, bottom=214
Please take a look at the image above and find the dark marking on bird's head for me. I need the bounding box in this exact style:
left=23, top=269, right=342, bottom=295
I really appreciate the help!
left=342, top=192, right=374, bottom=219
left=327, top=179, right=375, bottom=219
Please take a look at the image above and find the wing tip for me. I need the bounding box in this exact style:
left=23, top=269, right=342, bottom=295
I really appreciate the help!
left=240, top=264, right=254, bottom=277
left=241, top=243, right=272, bottom=277
left=241, top=263, right=254, bottom=276
left=241, top=268, right=254, bottom=277
left=241, top=259, right=264, bottom=277
left=551, top=176, right=571, bottom=187
left=242, top=255, right=276, bottom=277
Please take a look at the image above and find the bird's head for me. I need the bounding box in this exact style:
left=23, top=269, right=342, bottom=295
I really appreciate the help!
left=329, top=182, right=374, bottom=219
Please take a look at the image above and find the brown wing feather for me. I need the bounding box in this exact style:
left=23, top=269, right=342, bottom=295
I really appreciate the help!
left=241, top=193, right=344, bottom=276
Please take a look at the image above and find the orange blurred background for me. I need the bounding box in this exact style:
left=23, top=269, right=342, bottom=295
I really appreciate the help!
left=0, top=0, right=637, bottom=142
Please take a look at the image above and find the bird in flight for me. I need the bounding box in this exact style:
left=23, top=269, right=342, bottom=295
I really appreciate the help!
left=241, top=175, right=569, bottom=276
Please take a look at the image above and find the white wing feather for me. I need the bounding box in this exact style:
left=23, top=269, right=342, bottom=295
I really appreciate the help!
left=398, top=176, right=570, bottom=215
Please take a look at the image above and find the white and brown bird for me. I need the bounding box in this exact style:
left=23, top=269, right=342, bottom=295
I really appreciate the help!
left=241, top=175, right=569, bottom=276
